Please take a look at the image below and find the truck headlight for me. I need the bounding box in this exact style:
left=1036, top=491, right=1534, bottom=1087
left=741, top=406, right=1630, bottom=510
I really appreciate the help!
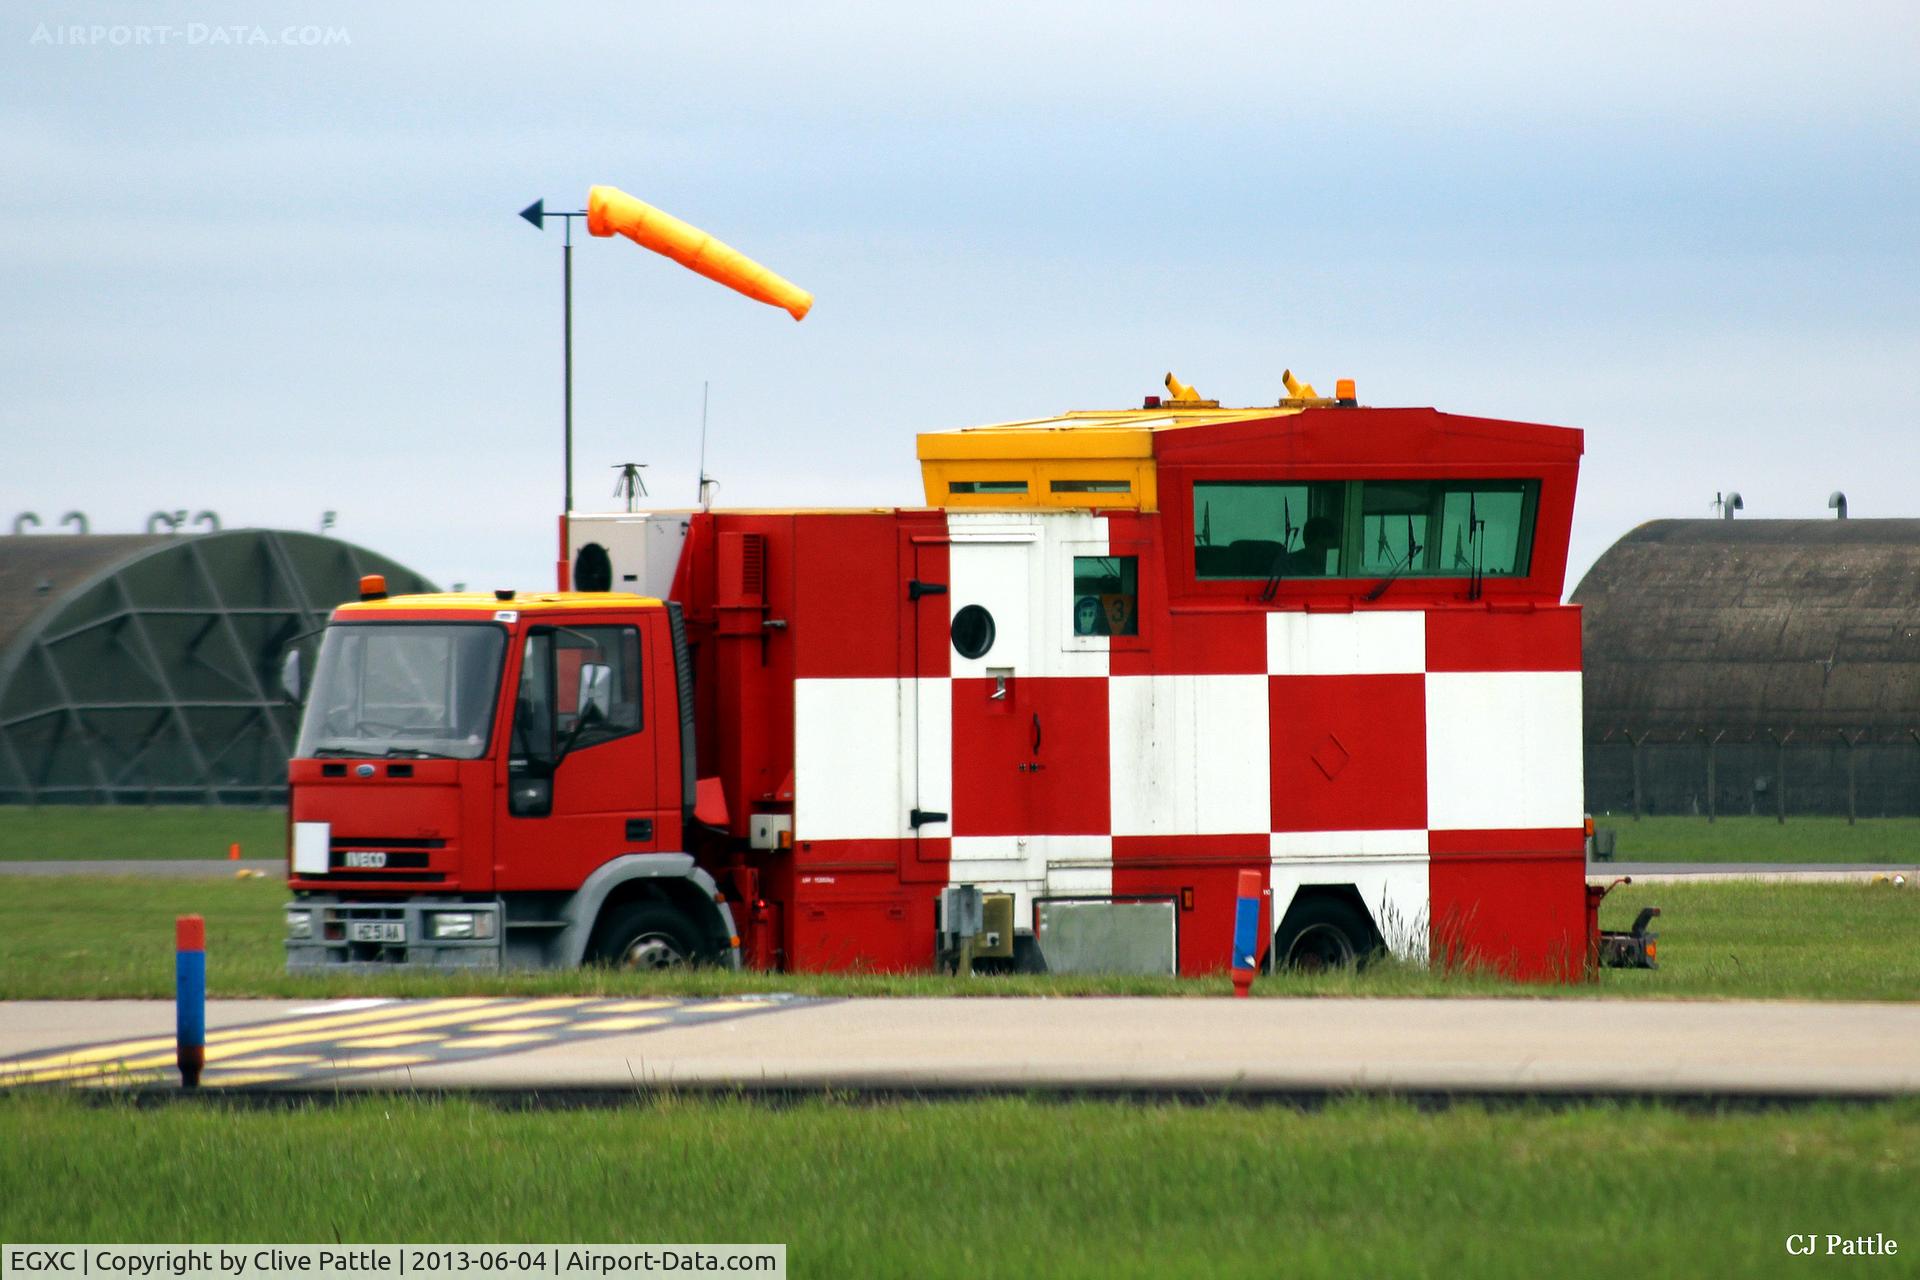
left=285, top=909, right=313, bottom=940
left=429, top=911, right=494, bottom=940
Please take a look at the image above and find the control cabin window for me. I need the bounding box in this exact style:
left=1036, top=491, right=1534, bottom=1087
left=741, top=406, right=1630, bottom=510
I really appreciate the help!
left=1193, top=482, right=1347, bottom=580
left=1072, top=555, right=1138, bottom=636
left=1194, top=479, right=1539, bottom=581
left=1357, top=481, right=1536, bottom=577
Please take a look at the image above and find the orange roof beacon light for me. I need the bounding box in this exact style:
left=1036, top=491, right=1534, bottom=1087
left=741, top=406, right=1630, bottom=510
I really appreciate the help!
left=357, top=574, right=387, bottom=601
left=585, top=186, right=813, bottom=321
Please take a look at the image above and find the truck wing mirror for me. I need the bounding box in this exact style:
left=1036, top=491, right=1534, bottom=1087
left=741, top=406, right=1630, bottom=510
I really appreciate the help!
left=577, top=663, right=613, bottom=725
left=279, top=648, right=304, bottom=704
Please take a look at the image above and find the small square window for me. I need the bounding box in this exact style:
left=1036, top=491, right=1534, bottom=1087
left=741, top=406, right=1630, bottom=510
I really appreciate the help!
left=1072, top=555, right=1138, bottom=636
left=949, top=480, right=1029, bottom=494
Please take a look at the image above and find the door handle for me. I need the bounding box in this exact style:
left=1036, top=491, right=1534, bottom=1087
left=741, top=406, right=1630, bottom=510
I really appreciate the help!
left=1031, top=711, right=1042, bottom=757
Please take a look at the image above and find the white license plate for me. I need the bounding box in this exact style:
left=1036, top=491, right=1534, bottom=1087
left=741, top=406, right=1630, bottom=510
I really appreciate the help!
left=347, top=921, right=406, bottom=944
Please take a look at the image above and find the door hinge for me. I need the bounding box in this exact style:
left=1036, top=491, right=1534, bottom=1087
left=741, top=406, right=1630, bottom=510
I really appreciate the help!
left=907, top=580, right=948, bottom=601
left=909, top=808, right=949, bottom=829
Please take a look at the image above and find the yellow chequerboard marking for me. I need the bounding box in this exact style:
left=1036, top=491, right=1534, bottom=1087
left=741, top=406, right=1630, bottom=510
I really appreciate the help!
left=0, top=999, right=473, bottom=1076
left=573, top=1016, right=667, bottom=1032
left=683, top=1001, right=777, bottom=1014
left=439, top=1032, right=554, bottom=1050
left=335, top=1032, right=443, bottom=1049
left=3, top=995, right=806, bottom=1090
left=6, top=998, right=576, bottom=1086
left=74, top=1069, right=169, bottom=1089
left=328, top=1053, right=431, bottom=1069
left=593, top=1000, right=677, bottom=1013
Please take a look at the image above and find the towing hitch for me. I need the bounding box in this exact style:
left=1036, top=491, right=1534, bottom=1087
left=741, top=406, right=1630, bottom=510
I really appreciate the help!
left=1587, top=877, right=1660, bottom=971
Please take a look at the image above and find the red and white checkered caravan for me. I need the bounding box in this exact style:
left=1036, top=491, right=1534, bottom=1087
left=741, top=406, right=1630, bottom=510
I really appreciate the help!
left=569, top=386, right=1588, bottom=980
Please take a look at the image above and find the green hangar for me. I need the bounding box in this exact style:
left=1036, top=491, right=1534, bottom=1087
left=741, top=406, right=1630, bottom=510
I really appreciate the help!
left=0, top=529, right=434, bottom=805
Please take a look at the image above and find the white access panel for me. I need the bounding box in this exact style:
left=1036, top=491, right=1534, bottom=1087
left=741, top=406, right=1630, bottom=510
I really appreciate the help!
left=292, top=821, right=330, bottom=874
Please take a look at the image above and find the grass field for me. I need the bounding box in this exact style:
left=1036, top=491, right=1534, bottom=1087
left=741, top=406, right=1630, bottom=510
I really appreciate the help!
left=0, top=1092, right=1912, bottom=1276
left=7, top=806, right=1917, bottom=863
left=1595, top=814, right=1920, bottom=863
left=1, top=874, right=1913, bottom=1001
left=0, top=806, right=284, bottom=861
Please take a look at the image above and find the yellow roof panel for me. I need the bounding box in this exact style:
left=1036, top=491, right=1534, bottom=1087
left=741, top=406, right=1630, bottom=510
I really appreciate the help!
left=915, top=405, right=1300, bottom=460
left=337, top=592, right=663, bottom=616
left=915, top=404, right=1308, bottom=512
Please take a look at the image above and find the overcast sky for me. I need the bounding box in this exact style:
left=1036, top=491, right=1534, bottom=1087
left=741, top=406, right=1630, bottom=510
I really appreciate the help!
left=5, top=2, right=1916, bottom=595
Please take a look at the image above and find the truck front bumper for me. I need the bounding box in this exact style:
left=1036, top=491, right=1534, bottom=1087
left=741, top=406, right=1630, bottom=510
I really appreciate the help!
left=285, top=896, right=505, bottom=970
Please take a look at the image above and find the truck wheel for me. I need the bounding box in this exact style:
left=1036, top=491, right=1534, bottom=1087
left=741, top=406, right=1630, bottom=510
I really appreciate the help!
left=593, top=902, right=700, bottom=970
left=1274, top=896, right=1376, bottom=971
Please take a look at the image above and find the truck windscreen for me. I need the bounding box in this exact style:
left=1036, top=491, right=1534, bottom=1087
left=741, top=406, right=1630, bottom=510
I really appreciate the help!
left=294, top=623, right=507, bottom=760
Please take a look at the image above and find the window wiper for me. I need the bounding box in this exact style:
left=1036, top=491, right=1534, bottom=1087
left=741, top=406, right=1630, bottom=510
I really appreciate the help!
left=1259, top=497, right=1301, bottom=604
left=312, top=746, right=382, bottom=758
left=1363, top=515, right=1423, bottom=603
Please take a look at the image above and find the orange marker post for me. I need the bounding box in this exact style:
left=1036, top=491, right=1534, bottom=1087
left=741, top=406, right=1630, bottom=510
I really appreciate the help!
left=175, top=915, right=206, bottom=1088
left=1230, top=870, right=1263, bottom=999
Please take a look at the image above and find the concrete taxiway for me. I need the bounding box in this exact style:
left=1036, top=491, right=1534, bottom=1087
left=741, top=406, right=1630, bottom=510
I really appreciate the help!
left=3, top=995, right=1916, bottom=1099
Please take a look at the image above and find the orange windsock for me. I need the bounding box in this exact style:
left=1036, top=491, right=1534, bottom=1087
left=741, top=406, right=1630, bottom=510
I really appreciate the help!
left=586, top=185, right=813, bottom=321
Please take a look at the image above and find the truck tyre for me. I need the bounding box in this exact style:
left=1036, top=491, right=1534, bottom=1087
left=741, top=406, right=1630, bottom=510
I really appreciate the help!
left=1273, top=895, right=1377, bottom=971
left=593, top=902, right=701, bottom=970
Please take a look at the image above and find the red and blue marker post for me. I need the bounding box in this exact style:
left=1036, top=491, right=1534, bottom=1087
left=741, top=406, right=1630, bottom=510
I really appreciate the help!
left=175, top=915, right=206, bottom=1088
left=1230, top=869, right=1263, bottom=998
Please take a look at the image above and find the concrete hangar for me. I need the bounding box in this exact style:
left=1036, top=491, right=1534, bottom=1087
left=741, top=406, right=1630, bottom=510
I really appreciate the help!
left=0, top=527, right=433, bottom=805
left=1575, top=515, right=1920, bottom=819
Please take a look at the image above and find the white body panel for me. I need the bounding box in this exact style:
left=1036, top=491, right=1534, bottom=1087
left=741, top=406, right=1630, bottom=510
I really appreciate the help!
left=567, top=512, right=691, bottom=598
left=1426, top=671, right=1584, bottom=831
left=1108, top=674, right=1271, bottom=836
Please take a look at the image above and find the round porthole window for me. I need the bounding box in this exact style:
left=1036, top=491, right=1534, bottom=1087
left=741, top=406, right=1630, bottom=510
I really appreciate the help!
left=950, top=604, right=996, bottom=659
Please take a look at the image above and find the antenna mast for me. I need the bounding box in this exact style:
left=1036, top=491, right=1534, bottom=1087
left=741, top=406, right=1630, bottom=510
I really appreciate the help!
left=697, top=381, right=718, bottom=509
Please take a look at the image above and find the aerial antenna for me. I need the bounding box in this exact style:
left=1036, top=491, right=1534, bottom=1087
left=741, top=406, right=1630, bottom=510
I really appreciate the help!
left=612, top=462, right=649, bottom=512
left=697, top=381, right=718, bottom=510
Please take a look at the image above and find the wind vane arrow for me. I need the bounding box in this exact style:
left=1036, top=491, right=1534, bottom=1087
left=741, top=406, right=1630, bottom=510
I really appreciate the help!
left=518, top=198, right=545, bottom=230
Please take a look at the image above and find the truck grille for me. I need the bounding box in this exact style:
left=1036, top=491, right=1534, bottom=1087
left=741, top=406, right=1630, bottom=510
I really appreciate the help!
left=318, top=836, right=448, bottom=880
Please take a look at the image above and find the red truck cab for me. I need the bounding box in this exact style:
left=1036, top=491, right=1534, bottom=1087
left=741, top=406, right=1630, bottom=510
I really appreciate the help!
left=283, top=588, right=734, bottom=969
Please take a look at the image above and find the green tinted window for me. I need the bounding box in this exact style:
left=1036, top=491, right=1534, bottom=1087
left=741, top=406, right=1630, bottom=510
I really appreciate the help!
left=1357, top=481, right=1434, bottom=575
left=1194, top=479, right=1537, bottom=580
left=1437, top=484, right=1531, bottom=576
left=1193, top=482, right=1347, bottom=579
left=1072, top=555, right=1138, bottom=636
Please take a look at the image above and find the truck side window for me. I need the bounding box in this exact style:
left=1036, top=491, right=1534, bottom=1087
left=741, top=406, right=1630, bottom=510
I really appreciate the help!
left=1072, top=555, right=1138, bottom=636
left=511, top=631, right=555, bottom=771
left=554, top=625, right=643, bottom=748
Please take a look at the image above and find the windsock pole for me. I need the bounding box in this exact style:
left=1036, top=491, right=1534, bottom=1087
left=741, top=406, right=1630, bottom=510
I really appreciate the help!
left=519, top=185, right=811, bottom=583
left=175, top=915, right=206, bottom=1087
left=518, top=199, right=589, bottom=565
left=1230, top=870, right=1262, bottom=998
left=563, top=219, right=573, bottom=520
